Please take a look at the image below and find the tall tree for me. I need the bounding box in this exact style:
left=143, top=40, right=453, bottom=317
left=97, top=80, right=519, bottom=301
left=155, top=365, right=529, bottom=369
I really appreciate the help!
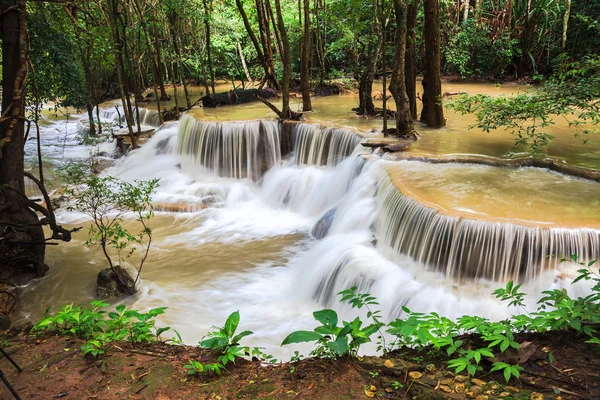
left=357, top=0, right=381, bottom=116
left=389, top=0, right=418, bottom=139
left=273, top=0, right=291, bottom=118
left=235, top=0, right=280, bottom=89
left=300, top=0, right=313, bottom=111
left=405, top=0, right=418, bottom=119
left=1, top=0, right=70, bottom=279
left=422, top=0, right=445, bottom=127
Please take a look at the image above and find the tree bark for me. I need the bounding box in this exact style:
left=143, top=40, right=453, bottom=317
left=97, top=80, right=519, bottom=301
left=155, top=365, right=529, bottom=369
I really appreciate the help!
left=203, top=0, right=216, bottom=94
left=405, top=0, right=418, bottom=120
left=238, top=42, right=253, bottom=83
left=300, top=0, right=313, bottom=111
left=106, top=0, right=138, bottom=148
left=562, top=0, right=571, bottom=49
left=0, top=0, right=46, bottom=277
left=390, top=0, right=418, bottom=139
left=357, top=0, right=381, bottom=116
left=423, top=0, right=446, bottom=127
left=273, top=0, right=291, bottom=118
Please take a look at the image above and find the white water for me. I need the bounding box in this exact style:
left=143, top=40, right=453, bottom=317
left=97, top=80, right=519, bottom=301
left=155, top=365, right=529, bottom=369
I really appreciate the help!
left=18, top=110, right=598, bottom=359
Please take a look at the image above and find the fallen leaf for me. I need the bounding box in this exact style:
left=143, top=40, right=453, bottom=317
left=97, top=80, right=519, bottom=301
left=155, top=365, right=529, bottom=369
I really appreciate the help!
left=364, top=388, right=376, bottom=398
left=384, top=359, right=395, bottom=368
left=365, top=385, right=377, bottom=397
left=308, top=382, right=315, bottom=390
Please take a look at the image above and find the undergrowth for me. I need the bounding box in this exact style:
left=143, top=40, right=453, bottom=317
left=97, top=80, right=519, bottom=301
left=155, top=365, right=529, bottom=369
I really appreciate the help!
left=33, top=256, right=599, bottom=383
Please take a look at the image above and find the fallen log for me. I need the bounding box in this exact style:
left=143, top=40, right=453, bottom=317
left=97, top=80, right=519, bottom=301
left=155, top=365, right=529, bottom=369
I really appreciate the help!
left=202, top=88, right=276, bottom=108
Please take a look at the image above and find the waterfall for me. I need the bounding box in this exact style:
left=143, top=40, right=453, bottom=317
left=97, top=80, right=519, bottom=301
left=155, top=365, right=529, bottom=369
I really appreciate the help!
left=176, top=114, right=281, bottom=181
left=293, top=123, right=362, bottom=166
left=135, top=108, right=162, bottom=127
left=373, top=166, right=600, bottom=282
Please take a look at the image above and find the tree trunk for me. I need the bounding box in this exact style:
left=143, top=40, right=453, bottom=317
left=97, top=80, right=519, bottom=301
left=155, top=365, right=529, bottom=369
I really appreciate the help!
left=273, top=0, right=291, bottom=118
left=1, top=0, right=46, bottom=278
left=405, top=0, right=418, bottom=120
left=132, top=0, right=169, bottom=101
left=86, top=104, right=96, bottom=136
left=106, top=0, right=137, bottom=148
left=203, top=0, right=216, bottom=94
left=390, top=0, right=418, bottom=139
left=358, top=68, right=377, bottom=115
left=357, top=0, right=381, bottom=116
left=235, top=0, right=280, bottom=90
left=423, top=0, right=446, bottom=127
left=238, top=42, right=253, bottom=83
left=300, top=0, right=313, bottom=111
left=381, top=0, right=388, bottom=134
left=562, top=0, right=571, bottom=49
left=462, top=0, right=469, bottom=23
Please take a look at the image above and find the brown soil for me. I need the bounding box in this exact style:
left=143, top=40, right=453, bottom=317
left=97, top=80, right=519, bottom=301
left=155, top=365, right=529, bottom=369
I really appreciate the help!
left=0, top=330, right=597, bottom=400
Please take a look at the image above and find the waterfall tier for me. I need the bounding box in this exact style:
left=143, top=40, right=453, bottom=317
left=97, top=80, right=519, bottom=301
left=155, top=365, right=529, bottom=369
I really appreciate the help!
left=175, top=114, right=363, bottom=180
left=374, top=166, right=600, bottom=282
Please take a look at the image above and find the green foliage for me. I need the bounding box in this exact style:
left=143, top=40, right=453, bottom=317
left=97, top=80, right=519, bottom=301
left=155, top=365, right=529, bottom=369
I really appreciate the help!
left=33, top=301, right=171, bottom=357
left=62, top=164, right=159, bottom=288
left=200, top=311, right=255, bottom=367
left=448, top=55, right=600, bottom=156
left=281, top=289, right=382, bottom=359
left=184, top=360, right=224, bottom=376
left=443, top=22, right=520, bottom=78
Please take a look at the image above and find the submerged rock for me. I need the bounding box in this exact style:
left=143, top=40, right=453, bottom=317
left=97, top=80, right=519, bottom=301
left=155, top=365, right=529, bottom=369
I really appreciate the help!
left=311, top=208, right=336, bottom=239
left=96, top=266, right=136, bottom=298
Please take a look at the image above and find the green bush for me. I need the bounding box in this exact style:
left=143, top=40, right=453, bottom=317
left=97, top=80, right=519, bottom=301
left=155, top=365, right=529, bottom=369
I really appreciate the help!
left=443, top=22, right=521, bottom=78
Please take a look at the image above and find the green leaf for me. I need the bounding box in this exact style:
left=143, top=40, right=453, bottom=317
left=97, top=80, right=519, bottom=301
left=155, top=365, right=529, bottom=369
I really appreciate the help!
left=327, top=335, right=349, bottom=356
left=281, top=331, right=324, bottom=346
left=224, top=311, right=240, bottom=338
left=313, top=309, right=338, bottom=330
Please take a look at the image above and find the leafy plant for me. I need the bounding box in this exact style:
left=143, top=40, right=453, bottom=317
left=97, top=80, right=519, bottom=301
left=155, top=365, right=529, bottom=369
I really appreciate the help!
left=62, top=164, right=159, bottom=295
left=200, top=311, right=253, bottom=366
left=184, top=360, right=224, bottom=376
left=282, top=289, right=383, bottom=359
left=33, top=301, right=171, bottom=357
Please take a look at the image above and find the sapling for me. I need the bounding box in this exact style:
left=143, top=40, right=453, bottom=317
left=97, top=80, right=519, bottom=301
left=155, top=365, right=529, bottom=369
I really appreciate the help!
left=62, top=163, right=159, bottom=296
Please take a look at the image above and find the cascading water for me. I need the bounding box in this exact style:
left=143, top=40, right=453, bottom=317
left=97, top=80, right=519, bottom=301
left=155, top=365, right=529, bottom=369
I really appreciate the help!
left=374, top=167, right=600, bottom=283
left=176, top=114, right=281, bottom=181
left=18, top=110, right=600, bottom=358
left=293, top=123, right=363, bottom=166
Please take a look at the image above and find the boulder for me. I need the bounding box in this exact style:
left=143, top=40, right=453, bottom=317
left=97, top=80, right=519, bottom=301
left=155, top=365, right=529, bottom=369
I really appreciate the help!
left=96, top=266, right=136, bottom=298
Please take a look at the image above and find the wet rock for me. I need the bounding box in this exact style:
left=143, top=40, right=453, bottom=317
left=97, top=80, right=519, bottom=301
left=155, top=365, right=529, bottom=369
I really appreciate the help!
left=499, top=392, right=511, bottom=397
left=97, top=266, right=136, bottom=298
left=475, top=396, right=489, bottom=400
left=425, top=364, right=436, bottom=372
left=311, top=208, right=336, bottom=239
left=506, top=386, right=520, bottom=393
left=454, top=375, right=468, bottom=383
left=454, top=383, right=466, bottom=393
left=440, top=378, right=453, bottom=385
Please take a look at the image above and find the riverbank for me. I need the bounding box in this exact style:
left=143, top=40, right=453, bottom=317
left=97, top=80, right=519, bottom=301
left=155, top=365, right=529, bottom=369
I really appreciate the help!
left=0, top=329, right=597, bottom=399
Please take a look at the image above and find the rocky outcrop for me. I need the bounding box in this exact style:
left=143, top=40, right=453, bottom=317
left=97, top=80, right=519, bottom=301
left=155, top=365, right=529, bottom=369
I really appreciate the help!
left=96, top=266, right=136, bottom=298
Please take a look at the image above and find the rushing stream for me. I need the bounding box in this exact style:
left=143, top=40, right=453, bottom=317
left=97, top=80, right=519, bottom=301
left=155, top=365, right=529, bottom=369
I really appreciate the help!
left=16, top=83, right=600, bottom=358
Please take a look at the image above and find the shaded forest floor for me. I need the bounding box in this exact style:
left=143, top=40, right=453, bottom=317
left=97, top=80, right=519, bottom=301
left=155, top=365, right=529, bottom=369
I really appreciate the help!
left=0, top=330, right=598, bottom=399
